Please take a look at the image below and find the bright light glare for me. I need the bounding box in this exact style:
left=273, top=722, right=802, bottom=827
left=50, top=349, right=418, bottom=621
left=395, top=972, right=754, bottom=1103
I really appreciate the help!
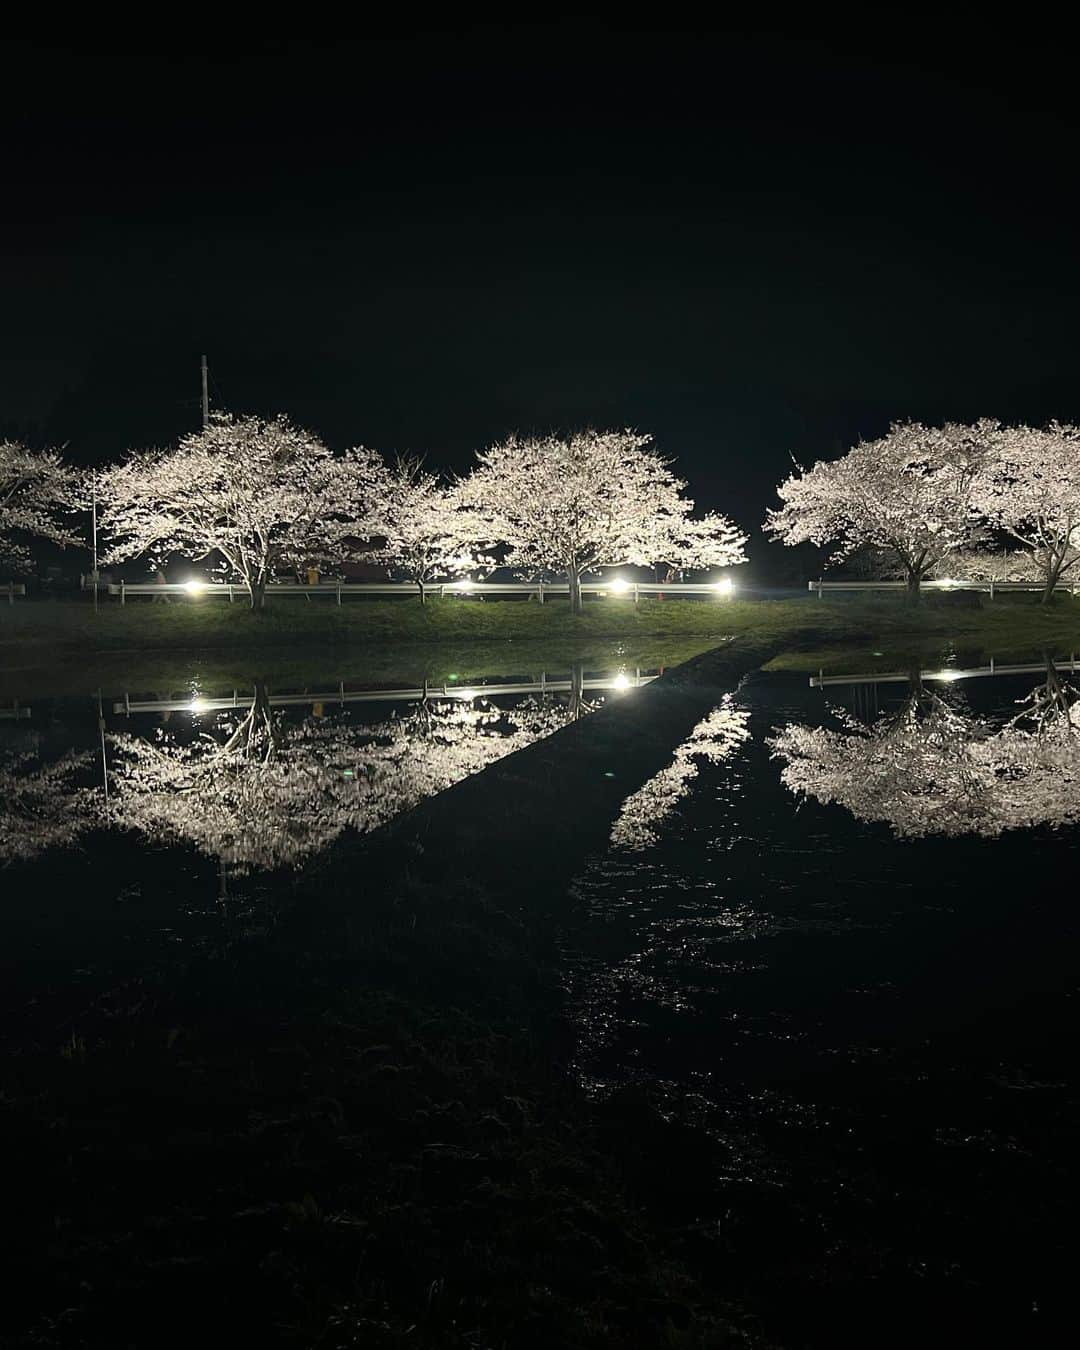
left=935, top=670, right=963, bottom=682
left=609, top=578, right=631, bottom=594
left=456, top=688, right=478, bottom=700
left=713, top=577, right=735, bottom=596
left=938, top=579, right=958, bottom=589
left=189, top=698, right=209, bottom=714
left=454, top=579, right=476, bottom=590
left=184, top=580, right=205, bottom=594
left=612, top=672, right=631, bottom=690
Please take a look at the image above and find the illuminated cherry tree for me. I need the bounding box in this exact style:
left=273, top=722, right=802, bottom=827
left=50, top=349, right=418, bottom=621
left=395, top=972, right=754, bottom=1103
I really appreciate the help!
left=935, top=547, right=1044, bottom=583
left=378, top=455, right=493, bottom=603
left=765, top=420, right=994, bottom=602
left=459, top=430, right=747, bottom=613
left=0, top=441, right=83, bottom=571
left=97, top=413, right=388, bottom=608
left=610, top=696, right=750, bottom=849
left=769, top=663, right=1080, bottom=838
left=972, top=422, right=1080, bottom=602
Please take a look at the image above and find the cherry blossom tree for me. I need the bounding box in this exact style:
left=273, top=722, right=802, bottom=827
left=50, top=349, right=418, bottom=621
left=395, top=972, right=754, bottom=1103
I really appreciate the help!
left=972, top=422, right=1080, bottom=602
left=377, top=455, right=493, bottom=603
left=768, top=662, right=1080, bottom=838
left=0, top=441, right=83, bottom=571
left=933, top=547, right=1045, bottom=583
left=97, top=412, right=388, bottom=608
left=764, top=420, right=994, bottom=602
left=459, top=430, right=747, bottom=613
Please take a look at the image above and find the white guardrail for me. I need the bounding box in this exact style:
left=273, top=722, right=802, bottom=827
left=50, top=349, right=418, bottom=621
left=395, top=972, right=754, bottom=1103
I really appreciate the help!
left=808, top=579, right=1079, bottom=598
left=100, top=579, right=735, bottom=604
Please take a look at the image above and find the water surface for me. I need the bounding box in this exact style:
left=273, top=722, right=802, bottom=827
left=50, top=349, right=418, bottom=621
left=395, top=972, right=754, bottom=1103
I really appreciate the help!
left=564, top=653, right=1078, bottom=1344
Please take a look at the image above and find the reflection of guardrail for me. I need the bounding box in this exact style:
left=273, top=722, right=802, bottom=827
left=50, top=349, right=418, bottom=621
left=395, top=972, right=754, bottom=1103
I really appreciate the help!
left=808, top=579, right=1078, bottom=598
left=100, top=580, right=734, bottom=605
left=3, top=582, right=26, bottom=605
left=810, top=658, right=1080, bottom=688
left=113, top=671, right=658, bottom=715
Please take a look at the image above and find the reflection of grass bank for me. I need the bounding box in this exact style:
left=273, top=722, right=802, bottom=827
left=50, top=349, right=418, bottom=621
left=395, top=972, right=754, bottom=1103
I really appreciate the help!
left=4, top=638, right=776, bottom=1349
left=767, top=631, right=1080, bottom=677
left=0, top=635, right=722, bottom=700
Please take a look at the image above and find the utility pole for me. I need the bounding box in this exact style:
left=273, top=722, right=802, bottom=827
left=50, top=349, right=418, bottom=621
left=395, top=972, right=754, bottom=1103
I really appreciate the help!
left=200, top=354, right=210, bottom=429
left=91, top=470, right=99, bottom=614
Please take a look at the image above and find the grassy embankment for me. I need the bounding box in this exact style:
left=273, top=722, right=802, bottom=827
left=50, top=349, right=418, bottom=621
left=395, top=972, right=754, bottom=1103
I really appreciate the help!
left=6, top=593, right=1080, bottom=660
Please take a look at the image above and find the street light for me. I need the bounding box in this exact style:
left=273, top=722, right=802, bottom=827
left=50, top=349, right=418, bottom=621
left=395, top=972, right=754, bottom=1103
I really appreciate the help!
left=184, top=579, right=205, bottom=594
left=609, top=578, right=631, bottom=594
left=713, top=578, right=735, bottom=596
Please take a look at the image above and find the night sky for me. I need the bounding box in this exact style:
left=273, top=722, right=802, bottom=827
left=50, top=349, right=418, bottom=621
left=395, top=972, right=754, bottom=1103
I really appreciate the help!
left=4, top=27, right=1078, bottom=573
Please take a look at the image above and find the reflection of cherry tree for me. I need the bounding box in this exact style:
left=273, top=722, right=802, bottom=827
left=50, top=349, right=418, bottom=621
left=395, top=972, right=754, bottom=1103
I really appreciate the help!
left=107, top=684, right=590, bottom=872
left=769, top=663, right=1080, bottom=838
left=0, top=736, right=99, bottom=864
left=610, top=696, right=750, bottom=849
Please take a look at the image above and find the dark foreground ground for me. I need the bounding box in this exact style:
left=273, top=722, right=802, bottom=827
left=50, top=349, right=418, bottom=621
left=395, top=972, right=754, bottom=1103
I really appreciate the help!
left=2, top=640, right=777, bottom=1349
left=4, top=616, right=1077, bottom=1348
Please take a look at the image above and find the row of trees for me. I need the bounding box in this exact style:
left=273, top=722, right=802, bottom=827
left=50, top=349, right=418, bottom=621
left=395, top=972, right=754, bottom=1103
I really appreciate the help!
left=766, top=418, right=1080, bottom=602
left=6, top=414, right=1080, bottom=608
left=0, top=419, right=747, bottom=612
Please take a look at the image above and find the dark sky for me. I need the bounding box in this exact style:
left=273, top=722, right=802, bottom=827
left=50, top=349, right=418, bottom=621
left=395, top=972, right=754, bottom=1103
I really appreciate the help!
left=3, top=25, right=1078, bottom=567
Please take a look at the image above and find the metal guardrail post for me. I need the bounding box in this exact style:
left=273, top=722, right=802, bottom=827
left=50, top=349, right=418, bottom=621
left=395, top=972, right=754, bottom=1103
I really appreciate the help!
left=336, top=583, right=342, bottom=606
left=7, top=581, right=12, bottom=606
left=634, top=583, right=639, bottom=604
left=537, top=579, right=544, bottom=605
left=120, top=580, right=126, bottom=606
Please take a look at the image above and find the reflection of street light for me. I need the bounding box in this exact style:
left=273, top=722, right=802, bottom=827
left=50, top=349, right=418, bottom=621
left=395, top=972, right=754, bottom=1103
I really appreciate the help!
left=189, top=698, right=210, bottom=714
left=612, top=671, right=631, bottom=690
left=454, top=579, right=476, bottom=590
left=609, top=578, right=631, bottom=594
left=184, top=579, right=205, bottom=594
left=713, top=578, right=735, bottom=596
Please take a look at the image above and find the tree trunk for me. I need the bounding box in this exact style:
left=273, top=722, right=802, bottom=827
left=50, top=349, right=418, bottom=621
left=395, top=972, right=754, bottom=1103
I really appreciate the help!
left=250, top=577, right=267, bottom=610
left=905, top=571, right=922, bottom=605
left=568, top=569, right=583, bottom=615
left=418, top=579, right=426, bottom=606
left=1040, top=557, right=1063, bottom=605
left=568, top=661, right=585, bottom=719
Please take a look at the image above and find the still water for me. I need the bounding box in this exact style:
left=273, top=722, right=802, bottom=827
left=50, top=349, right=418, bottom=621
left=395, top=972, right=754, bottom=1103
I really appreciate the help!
left=566, top=652, right=1079, bottom=1343
left=3, top=642, right=1077, bottom=1344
